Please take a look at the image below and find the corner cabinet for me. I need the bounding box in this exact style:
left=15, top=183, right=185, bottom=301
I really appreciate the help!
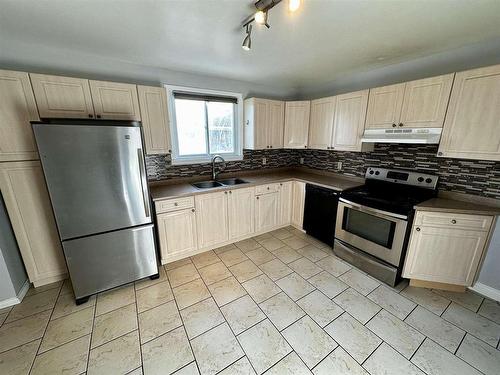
left=284, top=101, right=311, bottom=149
left=279, top=182, right=293, bottom=225
left=438, top=64, right=500, bottom=161
left=403, top=210, right=494, bottom=287
left=138, top=85, right=171, bottom=154
left=0, top=161, right=67, bottom=286
left=0, top=70, right=40, bottom=162
left=291, top=181, right=305, bottom=228
left=244, top=98, right=284, bottom=150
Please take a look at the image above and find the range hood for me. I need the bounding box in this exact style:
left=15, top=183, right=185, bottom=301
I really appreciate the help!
left=361, top=128, right=442, bottom=144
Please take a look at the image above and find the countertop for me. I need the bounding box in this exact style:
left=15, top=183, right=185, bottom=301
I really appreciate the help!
left=415, top=194, right=500, bottom=216
left=149, top=168, right=364, bottom=201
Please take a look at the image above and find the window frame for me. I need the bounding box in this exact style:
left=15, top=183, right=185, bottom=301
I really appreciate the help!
left=164, top=84, right=243, bottom=165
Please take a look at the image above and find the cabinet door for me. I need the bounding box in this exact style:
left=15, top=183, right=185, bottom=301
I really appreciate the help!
left=195, top=192, right=229, bottom=249
left=279, top=182, right=293, bottom=225
left=30, top=73, right=94, bottom=119
left=0, top=161, right=67, bottom=286
left=399, top=74, right=454, bottom=128
left=308, top=97, right=336, bottom=150
left=89, top=80, right=141, bottom=121
left=332, top=90, right=369, bottom=151
left=365, top=83, right=405, bottom=129
left=228, top=187, right=255, bottom=240
left=138, top=85, right=171, bottom=154
left=439, top=65, right=500, bottom=161
left=268, top=100, right=285, bottom=149
left=284, top=101, right=311, bottom=149
left=291, top=181, right=305, bottom=228
left=0, top=70, right=40, bottom=162
left=403, top=225, right=488, bottom=286
left=157, top=209, right=197, bottom=263
left=255, top=192, right=279, bottom=232
left=244, top=98, right=268, bottom=150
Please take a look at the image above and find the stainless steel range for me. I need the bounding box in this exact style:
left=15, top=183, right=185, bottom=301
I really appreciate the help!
left=334, top=167, right=438, bottom=286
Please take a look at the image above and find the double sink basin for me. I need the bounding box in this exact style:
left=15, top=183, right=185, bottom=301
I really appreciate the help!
left=192, top=178, right=249, bottom=189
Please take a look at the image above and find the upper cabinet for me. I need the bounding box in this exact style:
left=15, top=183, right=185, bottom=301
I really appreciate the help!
left=138, top=85, right=171, bottom=154
left=89, top=80, right=141, bottom=120
left=30, top=74, right=95, bottom=119
left=0, top=70, right=40, bottom=162
left=244, top=98, right=284, bottom=150
left=30, top=73, right=141, bottom=121
left=439, top=65, right=500, bottom=161
left=284, top=100, right=310, bottom=149
left=308, top=96, right=336, bottom=150
left=332, top=90, right=372, bottom=152
left=365, top=73, right=454, bottom=129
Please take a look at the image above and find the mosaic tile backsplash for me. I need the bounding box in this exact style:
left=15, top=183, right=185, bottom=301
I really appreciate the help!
left=146, top=144, right=500, bottom=200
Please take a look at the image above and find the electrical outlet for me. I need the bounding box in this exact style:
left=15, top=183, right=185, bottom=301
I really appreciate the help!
left=300, top=157, right=304, bottom=164
left=262, top=157, right=267, bottom=165
left=336, top=161, right=342, bottom=170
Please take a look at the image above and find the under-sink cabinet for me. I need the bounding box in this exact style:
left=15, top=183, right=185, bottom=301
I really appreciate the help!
left=402, top=210, right=495, bottom=289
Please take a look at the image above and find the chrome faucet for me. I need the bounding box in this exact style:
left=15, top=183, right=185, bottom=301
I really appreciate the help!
left=211, top=155, right=226, bottom=180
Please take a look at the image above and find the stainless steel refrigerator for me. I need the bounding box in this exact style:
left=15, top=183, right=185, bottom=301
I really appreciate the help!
left=33, top=120, right=158, bottom=303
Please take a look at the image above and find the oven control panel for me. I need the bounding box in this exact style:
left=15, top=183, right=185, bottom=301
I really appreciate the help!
left=365, top=167, right=438, bottom=189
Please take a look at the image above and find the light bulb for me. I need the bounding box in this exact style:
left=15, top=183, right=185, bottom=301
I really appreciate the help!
left=288, top=0, right=301, bottom=12
left=255, top=10, right=266, bottom=25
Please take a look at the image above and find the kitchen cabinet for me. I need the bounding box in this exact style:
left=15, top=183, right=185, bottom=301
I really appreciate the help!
left=228, top=187, right=255, bottom=240
left=195, top=191, right=229, bottom=249
left=0, top=161, right=67, bottom=286
left=138, top=85, right=171, bottom=154
left=365, top=73, right=453, bottom=129
left=403, top=211, right=494, bottom=287
left=255, top=190, right=280, bottom=232
left=292, top=181, right=305, bottom=228
left=332, top=90, right=371, bottom=152
left=0, top=70, right=40, bottom=162
left=279, top=181, right=293, bottom=225
left=244, top=98, right=284, bottom=150
left=438, top=64, right=500, bottom=161
left=89, top=80, right=141, bottom=121
left=308, top=96, right=336, bottom=150
left=284, top=101, right=311, bottom=149
left=30, top=73, right=95, bottom=119
left=157, top=208, right=197, bottom=263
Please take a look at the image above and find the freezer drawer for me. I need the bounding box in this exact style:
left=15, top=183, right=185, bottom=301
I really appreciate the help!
left=63, top=224, right=158, bottom=299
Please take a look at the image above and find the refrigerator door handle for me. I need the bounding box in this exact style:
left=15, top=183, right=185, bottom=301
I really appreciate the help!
left=137, top=148, right=150, bottom=218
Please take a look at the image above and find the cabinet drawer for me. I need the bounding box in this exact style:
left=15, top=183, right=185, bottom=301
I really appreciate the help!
left=256, top=183, right=280, bottom=195
left=155, top=196, right=194, bottom=213
left=415, top=211, right=493, bottom=231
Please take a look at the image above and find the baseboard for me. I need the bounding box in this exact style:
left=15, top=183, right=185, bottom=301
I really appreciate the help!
left=469, top=282, right=500, bottom=302
left=0, top=279, right=30, bottom=309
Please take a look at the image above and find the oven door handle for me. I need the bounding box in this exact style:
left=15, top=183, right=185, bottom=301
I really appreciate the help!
left=339, top=198, right=408, bottom=221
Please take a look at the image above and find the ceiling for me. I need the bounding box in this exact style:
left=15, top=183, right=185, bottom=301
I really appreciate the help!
left=1, top=0, right=500, bottom=94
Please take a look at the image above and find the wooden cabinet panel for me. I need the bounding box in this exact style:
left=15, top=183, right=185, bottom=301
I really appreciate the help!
left=415, top=211, right=493, bottom=232
left=365, top=83, right=405, bottom=129
left=291, top=181, right=305, bottom=228
left=138, top=85, right=171, bottom=154
left=155, top=196, right=194, bottom=214
left=255, top=183, right=280, bottom=195
left=195, top=191, right=229, bottom=249
left=30, top=73, right=94, bottom=119
left=332, top=90, right=369, bottom=151
left=228, top=187, right=255, bottom=240
left=439, top=65, right=500, bottom=161
left=403, top=225, right=488, bottom=286
left=268, top=100, right=285, bottom=148
left=157, top=209, right=197, bottom=263
left=244, top=98, right=284, bottom=150
left=255, top=191, right=279, bottom=232
left=308, top=97, right=336, bottom=150
left=89, top=80, right=141, bottom=121
left=0, top=161, right=67, bottom=286
left=400, top=73, right=454, bottom=128
left=0, top=70, right=40, bottom=161
left=279, top=181, right=293, bottom=225
left=284, top=101, right=310, bottom=149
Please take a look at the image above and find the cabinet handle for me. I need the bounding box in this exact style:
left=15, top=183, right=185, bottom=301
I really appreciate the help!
left=280, top=183, right=282, bottom=186
left=415, top=227, right=421, bottom=231
left=229, top=191, right=232, bottom=194
left=451, top=219, right=457, bottom=224
left=191, top=209, right=195, bottom=212
left=392, top=123, right=397, bottom=128
left=256, top=196, right=259, bottom=200
left=174, top=202, right=178, bottom=206
left=398, top=123, right=403, bottom=127
left=304, top=145, right=307, bottom=148
left=168, top=149, right=172, bottom=153
left=88, top=114, right=93, bottom=118
left=267, top=187, right=270, bottom=190
left=96, top=114, right=102, bottom=119
left=438, top=152, right=443, bottom=156
left=224, top=191, right=227, bottom=194
left=270, top=145, right=273, bottom=149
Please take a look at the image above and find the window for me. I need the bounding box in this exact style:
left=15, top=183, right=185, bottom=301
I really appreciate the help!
left=165, top=85, right=243, bottom=165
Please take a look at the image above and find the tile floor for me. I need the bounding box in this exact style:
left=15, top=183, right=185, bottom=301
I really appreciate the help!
left=1, top=226, right=500, bottom=375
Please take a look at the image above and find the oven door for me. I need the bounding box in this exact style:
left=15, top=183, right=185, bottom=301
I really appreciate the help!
left=335, top=199, right=408, bottom=266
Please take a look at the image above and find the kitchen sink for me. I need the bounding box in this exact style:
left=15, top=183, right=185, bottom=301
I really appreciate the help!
left=192, top=180, right=224, bottom=189
left=219, top=178, right=249, bottom=186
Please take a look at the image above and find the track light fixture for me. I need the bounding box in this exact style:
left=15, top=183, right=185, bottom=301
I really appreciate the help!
left=241, top=0, right=301, bottom=51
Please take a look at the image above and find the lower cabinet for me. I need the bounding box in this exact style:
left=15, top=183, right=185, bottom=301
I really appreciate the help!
left=0, top=161, right=67, bottom=286
left=195, top=191, right=229, bottom=249
left=279, top=182, right=293, bottom=225
left=403, top=211, right=494, bottom=287
left=228, top=187, right=255, bottom=240
left=157, top=208, right=197, bottom=263
left=292, top=181, right=306, bottom=228
left=255, top=190, right=280, bottom=232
